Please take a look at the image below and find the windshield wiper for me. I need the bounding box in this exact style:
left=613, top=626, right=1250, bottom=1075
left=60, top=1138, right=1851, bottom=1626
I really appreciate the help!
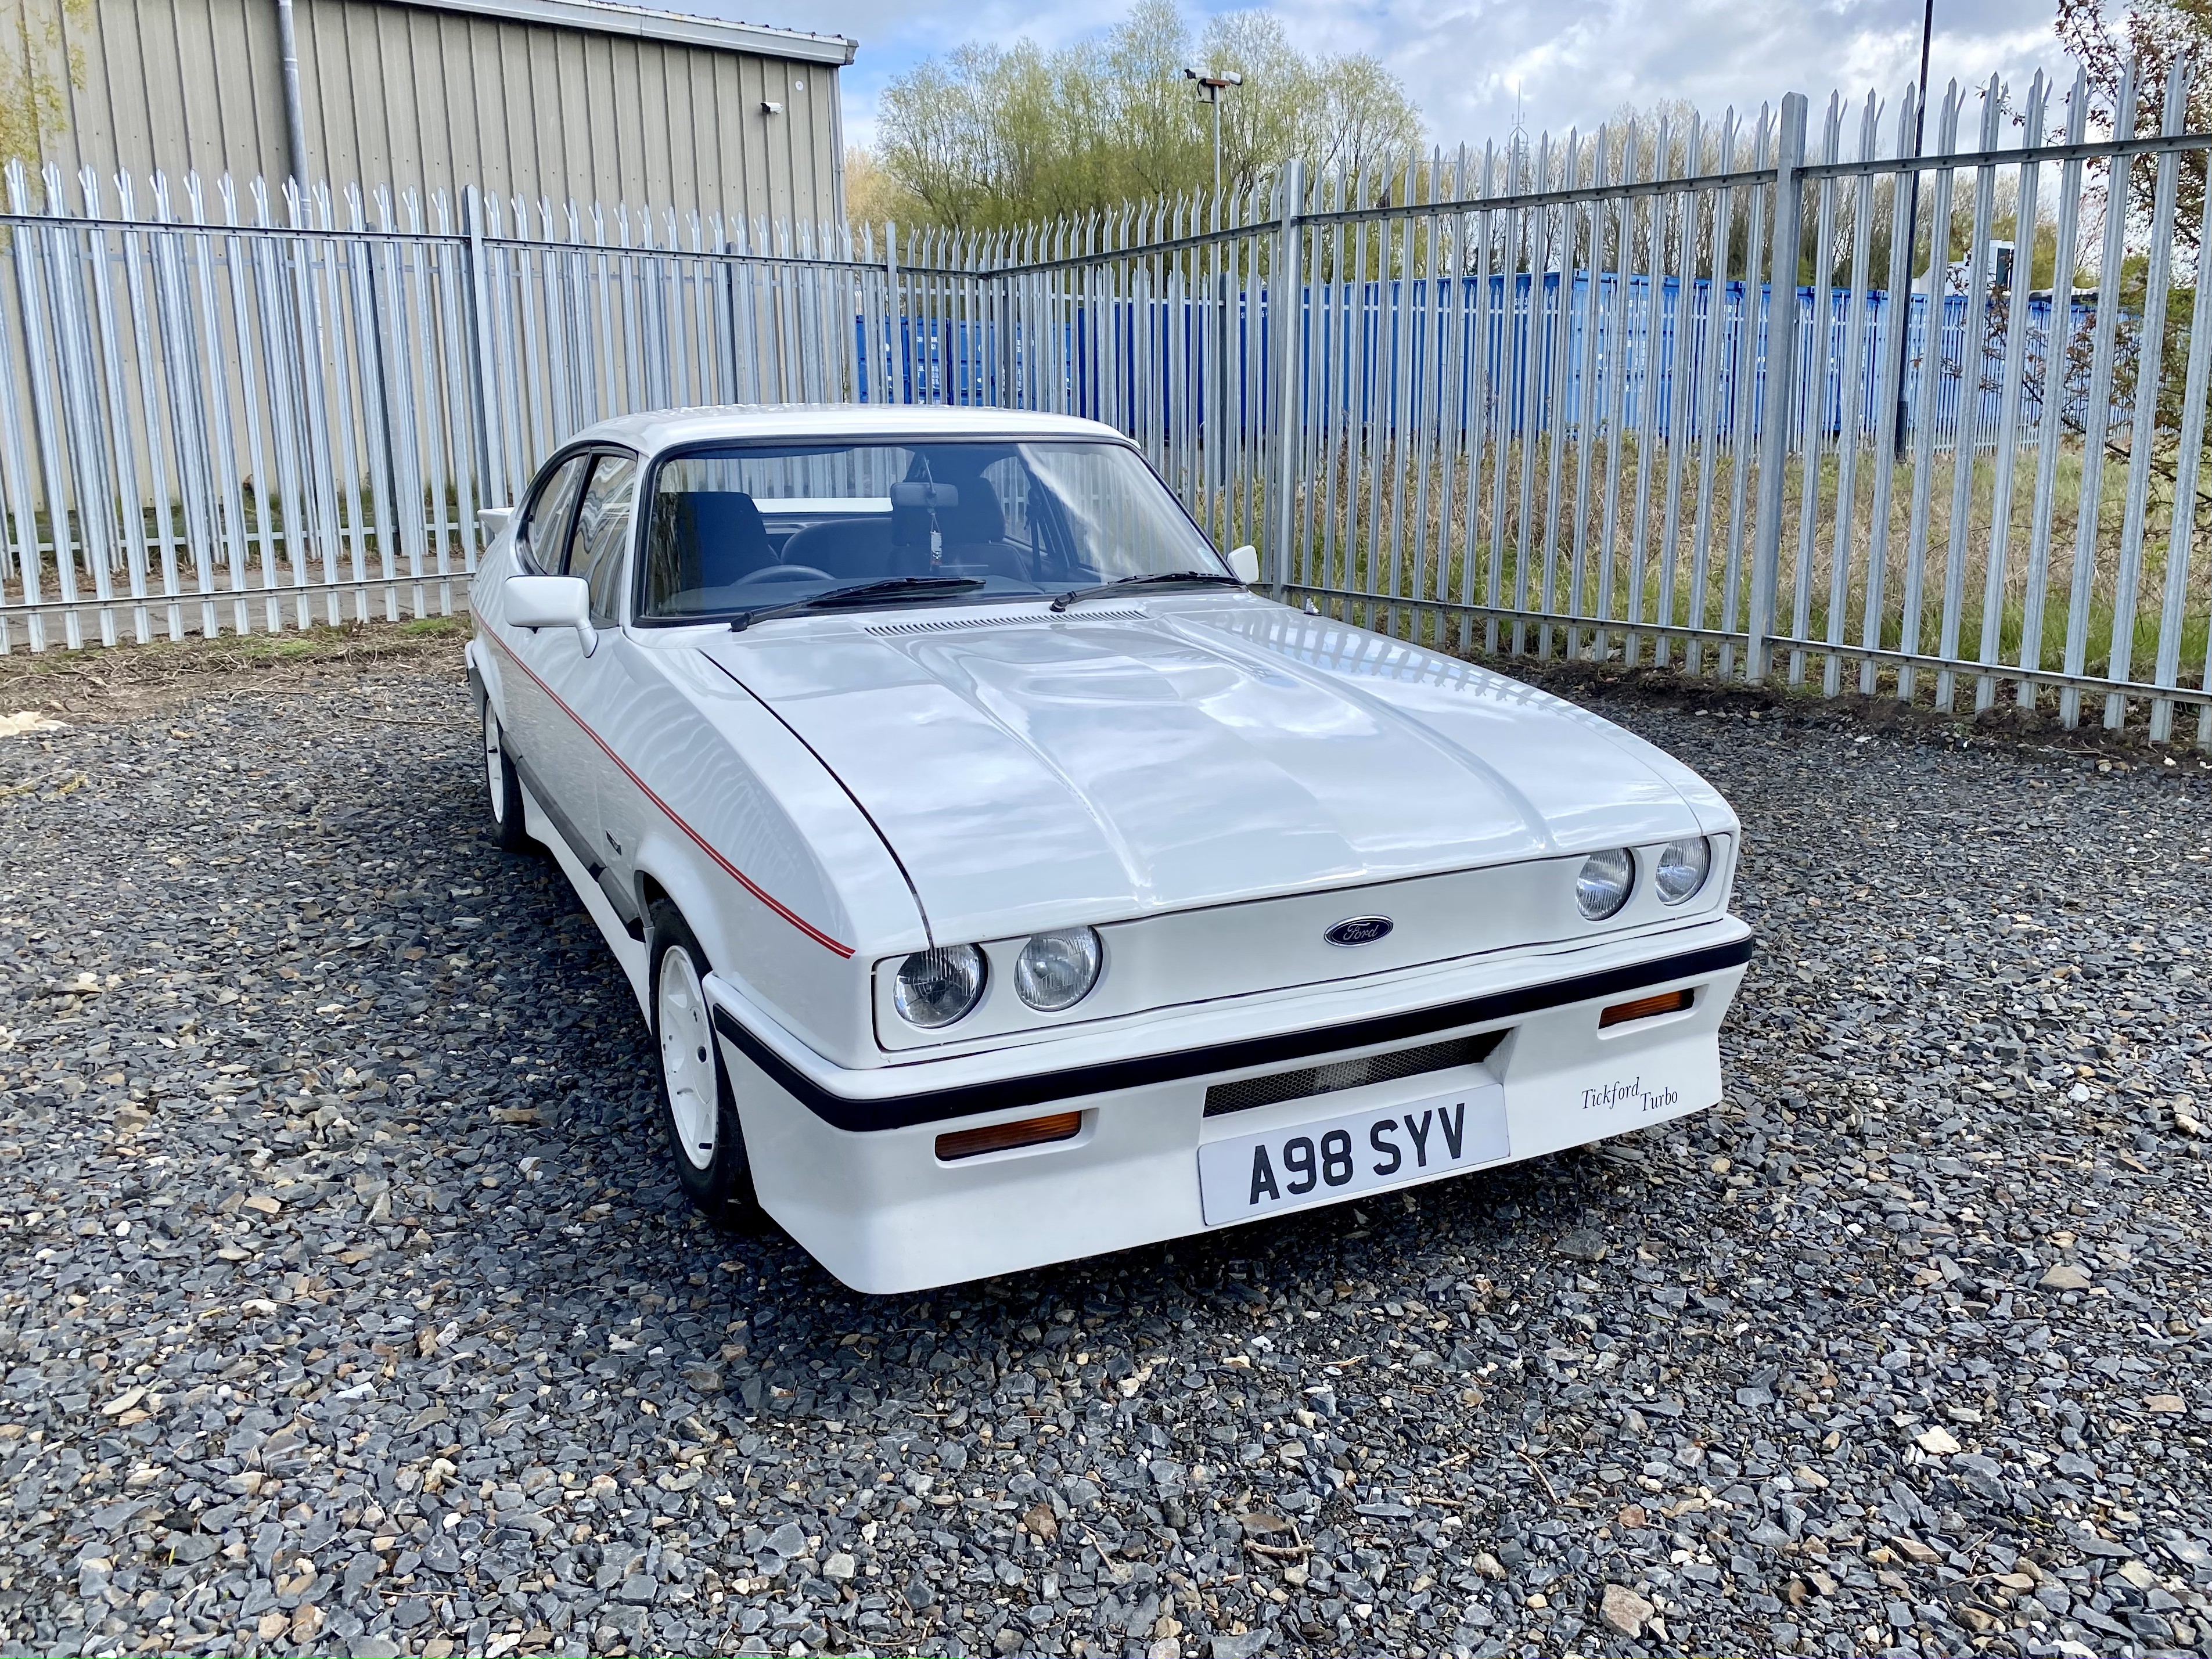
left=729, top=575, right=985, bottom=632
left=1048, top=570, right=1246, bottom=613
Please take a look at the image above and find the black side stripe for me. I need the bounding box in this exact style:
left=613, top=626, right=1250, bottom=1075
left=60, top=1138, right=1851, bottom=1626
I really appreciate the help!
left=711, top=934, right=1756, bottom=1133
left=513, top=748, right=645, bottom=933
left=510, top=748, right=603, bottom=879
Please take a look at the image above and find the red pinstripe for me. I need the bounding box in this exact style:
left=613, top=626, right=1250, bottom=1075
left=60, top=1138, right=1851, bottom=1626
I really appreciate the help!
left=477, top=621, right=856, bottom=959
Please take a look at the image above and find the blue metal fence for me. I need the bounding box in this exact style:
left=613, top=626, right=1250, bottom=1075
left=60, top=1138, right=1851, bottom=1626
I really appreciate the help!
left=866, top=276, right=2105, bottom=451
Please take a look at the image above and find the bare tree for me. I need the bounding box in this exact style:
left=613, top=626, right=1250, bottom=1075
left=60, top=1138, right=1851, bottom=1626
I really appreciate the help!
left=867, top=0, right=1423, bottom=233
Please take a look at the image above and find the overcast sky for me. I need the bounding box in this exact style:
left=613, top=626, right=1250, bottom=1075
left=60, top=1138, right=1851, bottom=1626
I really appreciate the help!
left=710, top=0, right=2073, bottom=157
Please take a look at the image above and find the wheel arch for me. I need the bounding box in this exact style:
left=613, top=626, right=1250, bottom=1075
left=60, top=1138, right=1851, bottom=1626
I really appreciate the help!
left=465, top=636, right=508, bottom=728
left=637, top=870, right=676, bottom=949
left=630, top=840, right=738, bottom=978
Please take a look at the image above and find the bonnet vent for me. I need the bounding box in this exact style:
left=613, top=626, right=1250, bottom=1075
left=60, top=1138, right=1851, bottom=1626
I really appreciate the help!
left=864, top=605, right=1148, bottom=636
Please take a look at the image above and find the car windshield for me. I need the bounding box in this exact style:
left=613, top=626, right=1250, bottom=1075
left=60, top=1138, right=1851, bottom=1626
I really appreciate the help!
left=638, top=438, right=1229, bottom=622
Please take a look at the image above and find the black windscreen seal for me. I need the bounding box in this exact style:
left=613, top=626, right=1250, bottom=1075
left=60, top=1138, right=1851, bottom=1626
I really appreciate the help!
left=711, top=934, right=1754, bottom=1133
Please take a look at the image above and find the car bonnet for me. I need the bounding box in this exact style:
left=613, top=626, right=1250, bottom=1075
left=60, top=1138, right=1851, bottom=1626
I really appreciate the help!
left=697, top=599, right=1724, bottom=942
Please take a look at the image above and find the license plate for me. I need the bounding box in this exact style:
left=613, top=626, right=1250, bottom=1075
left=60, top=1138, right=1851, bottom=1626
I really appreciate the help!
left=1197, top=1080, right=1510, bottom=1226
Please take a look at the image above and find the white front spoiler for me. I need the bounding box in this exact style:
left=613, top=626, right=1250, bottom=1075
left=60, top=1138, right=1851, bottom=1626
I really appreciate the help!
left=711, top=919, right=1751, bottom=1292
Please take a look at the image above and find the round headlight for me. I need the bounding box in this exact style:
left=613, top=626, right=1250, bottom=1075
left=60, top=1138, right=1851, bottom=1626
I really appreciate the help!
left=1015, top=927, right=1103, bottom=1012
left=1654, top=836, right=1712, bottom=905
left=893, top=945, right=986, bottom=1028
left=1575, top=848, right=1635, bottom=920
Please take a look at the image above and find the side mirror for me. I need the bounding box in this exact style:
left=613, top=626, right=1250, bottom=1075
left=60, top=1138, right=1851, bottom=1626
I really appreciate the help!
left=1227, top=544, right=1261, bottom=585
left=505, top=574, right=596, bottom=653
left=478, top=505, right=516, bottom=544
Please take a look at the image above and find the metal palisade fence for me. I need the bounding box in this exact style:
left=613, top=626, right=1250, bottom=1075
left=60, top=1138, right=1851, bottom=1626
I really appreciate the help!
left=1, top=64, right=2210, bottom=747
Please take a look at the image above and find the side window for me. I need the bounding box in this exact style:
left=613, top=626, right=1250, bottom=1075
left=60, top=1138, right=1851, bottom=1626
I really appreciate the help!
left=517, top=455, right=589, bottom=574
left=567, top=454, right=639, bottom=627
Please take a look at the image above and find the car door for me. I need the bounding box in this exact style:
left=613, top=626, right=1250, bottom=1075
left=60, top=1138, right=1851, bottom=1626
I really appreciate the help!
left=504, top=442, right=628, bottom=884
left=497, top=452, right=591, bottom=820
left=551, top=450, right=646, bottom=930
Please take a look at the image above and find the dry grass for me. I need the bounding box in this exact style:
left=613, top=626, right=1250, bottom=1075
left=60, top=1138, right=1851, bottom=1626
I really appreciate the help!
left=4, top=437, right=2208, bottom=734
left=1275, top=431, right=2212, bottom=703
left=0, top=617, right=465, bottom=721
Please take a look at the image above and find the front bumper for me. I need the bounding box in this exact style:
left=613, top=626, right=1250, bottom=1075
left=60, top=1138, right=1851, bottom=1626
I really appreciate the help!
left=709, top=916, right=1751, bottom=1293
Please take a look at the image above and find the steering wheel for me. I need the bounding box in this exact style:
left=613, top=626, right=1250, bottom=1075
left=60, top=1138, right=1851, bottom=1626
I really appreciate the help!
left=734, top=564, right=833, bottom=585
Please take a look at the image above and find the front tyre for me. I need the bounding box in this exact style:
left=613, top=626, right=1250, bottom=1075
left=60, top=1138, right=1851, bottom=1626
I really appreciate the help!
left=649, top=899, right=762, bottom=1229
left=482, top=697, right=531, bottom=855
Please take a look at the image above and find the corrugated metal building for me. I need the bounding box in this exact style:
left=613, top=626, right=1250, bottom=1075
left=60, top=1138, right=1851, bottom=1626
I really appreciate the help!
left=18, top=0, right=855, bottom=224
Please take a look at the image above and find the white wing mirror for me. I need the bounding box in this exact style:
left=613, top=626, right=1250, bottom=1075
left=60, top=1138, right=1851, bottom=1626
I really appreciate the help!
left=505, top=574, right=596, bottom=653
left=478, top=505, right=516, bottom=544
left=1227, top=544, right=1261, bottom=585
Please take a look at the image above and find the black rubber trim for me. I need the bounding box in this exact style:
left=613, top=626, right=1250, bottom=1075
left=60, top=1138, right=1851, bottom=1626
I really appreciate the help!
left=510, top=749, right=605, bottom=880
left=711, top=934, right=1756, bottom=1133
left=513, top=747, right=645, bottom=937
left=596, top=868, right=646, bottom=937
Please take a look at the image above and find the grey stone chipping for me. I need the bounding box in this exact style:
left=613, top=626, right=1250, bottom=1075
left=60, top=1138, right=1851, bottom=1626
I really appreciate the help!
left=1, top=647, right=2209, bottom=1659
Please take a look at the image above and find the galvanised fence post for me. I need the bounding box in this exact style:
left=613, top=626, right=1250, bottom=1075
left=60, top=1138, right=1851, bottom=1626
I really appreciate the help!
left=1747, top=92, right=1807, bottom=686
left=1269, top=159, right=1305, bottom=599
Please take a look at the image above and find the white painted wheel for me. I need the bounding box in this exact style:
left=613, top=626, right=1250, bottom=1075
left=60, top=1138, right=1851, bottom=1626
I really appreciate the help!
left=647, top=901, right=759, bottom=1226
left=483, top=700, right=505, bottom=824
left=483, top=696, right=530, bottom=852
left=657, top=942, right=718, bottom=1172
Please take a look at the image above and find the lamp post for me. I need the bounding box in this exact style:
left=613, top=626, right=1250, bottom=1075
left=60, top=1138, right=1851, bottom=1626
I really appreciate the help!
left=1891, top=0, right=1936, bottom=458
left=1184, top=67, right=1244, bottom=200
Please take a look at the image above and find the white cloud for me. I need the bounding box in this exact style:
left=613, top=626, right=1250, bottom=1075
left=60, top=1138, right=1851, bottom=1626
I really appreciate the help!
left=1267, top=0, right=2073, bottom=153
left=693, top=0, right=2076, bottom=156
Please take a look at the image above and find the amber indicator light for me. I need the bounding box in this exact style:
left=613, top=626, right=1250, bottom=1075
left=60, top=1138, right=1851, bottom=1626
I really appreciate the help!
left=934, top=1111, right=1084, bottom=1161
left=1598, top=988, right=1694, bottom=1028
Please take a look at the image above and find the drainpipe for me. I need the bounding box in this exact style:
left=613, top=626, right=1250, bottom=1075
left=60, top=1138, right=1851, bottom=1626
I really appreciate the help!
left=274, top=0, right=311, bottom=211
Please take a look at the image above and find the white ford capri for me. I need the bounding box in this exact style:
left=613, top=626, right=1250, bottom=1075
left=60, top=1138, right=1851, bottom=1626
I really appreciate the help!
left=466, top=405, right=1753, bottom=1294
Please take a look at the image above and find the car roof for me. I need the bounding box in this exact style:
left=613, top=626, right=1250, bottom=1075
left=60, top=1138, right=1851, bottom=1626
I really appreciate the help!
left=564, top=404, right=1136, bottom=456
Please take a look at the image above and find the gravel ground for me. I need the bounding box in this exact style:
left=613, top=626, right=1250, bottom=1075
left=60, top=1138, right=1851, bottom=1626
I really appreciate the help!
left=2, top=637, right=2211, bottom=1659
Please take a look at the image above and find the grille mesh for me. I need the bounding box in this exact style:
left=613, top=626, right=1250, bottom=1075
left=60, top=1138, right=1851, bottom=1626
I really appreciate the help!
left=1203, top=1031, right=1504, bottom=1117
left=864, top=605, right=1146, bottom=635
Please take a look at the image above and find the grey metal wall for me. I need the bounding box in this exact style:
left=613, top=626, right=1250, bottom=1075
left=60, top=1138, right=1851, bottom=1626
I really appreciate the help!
left=21, top=0, right=849, bottom=224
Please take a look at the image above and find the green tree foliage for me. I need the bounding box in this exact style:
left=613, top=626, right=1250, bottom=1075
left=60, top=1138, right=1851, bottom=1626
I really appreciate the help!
left=0, top=0, right=85, bottom=168
left=865, top=0, right=1423, bottom=232
left=843, top=147, right=925, bottom=230
left=2054, top=0, right=2212, bottom=528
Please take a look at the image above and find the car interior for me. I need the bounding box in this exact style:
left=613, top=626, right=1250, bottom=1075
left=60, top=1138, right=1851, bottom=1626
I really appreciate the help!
left=632, top=434, right=1239, bottom=623
left=644, top=457, right=1070, bottom=610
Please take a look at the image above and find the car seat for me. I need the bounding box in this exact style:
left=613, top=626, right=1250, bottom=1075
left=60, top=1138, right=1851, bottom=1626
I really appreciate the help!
left=888, top=472, right=1034, bottom=581
left=686, top=492, right=775, bottom=586
left=645, top=490, right=776, bottom=610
